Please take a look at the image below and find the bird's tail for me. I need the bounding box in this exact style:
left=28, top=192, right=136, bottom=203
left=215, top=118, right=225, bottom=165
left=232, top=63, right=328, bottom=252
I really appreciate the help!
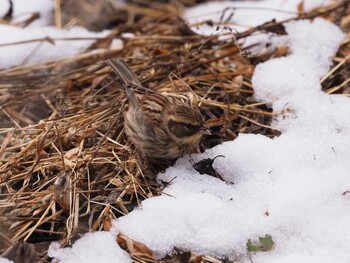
left=106, top=58, right=141, bottom=87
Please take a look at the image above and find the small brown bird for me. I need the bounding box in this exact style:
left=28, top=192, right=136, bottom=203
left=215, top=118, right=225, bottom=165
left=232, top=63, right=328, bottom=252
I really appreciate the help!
left=107, top=58, right=211, bottom=160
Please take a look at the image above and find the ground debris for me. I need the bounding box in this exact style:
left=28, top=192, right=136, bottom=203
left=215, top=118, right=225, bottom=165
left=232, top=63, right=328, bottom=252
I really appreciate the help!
left=0, top=1, right=349, bottom=262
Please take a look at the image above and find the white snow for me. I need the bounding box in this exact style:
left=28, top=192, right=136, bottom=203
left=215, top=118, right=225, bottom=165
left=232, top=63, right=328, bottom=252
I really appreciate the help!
left=113, top=17, right=348, bottom=263
left=48, top=231, right=131, bottom=263
left=2, top=0, right=348, bottom=262
left=184, top=0, right=330, bottom=52
left=0, top=257, right=14, bottom=263
left=0, top=0, right=53, bottom=26
left=0, top=25, right=111, bottom=69
left=0, top=0, right=117, bottom=69
left=185, top=0, right=329, bottom=36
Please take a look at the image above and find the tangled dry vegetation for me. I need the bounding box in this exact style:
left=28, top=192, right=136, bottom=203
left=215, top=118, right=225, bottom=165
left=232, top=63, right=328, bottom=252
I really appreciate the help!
left=0, top=0, right=349, bottom=262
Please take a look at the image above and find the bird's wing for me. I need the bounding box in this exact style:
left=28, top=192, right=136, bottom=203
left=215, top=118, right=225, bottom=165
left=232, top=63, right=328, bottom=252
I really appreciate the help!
left=140, top=93, right=169, bottom=125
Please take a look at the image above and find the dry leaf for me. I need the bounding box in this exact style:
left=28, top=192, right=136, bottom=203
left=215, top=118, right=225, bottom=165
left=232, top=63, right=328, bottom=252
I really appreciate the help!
left=64, top=147, right=80, bottom=161
left=102, top=208, right=113, bottom=231
left=232, top=75, right=243, bottom=89
left=75, top=128, right=96, bottom=140
left=68, top=126, right=77, bottom=135
left=54, top=173, right=71, bottom=211
left=117, top=234, right=154, bottom=260
left=193, top=155, right=225, bottom=181
left=297, top=0, right=304, bottom=13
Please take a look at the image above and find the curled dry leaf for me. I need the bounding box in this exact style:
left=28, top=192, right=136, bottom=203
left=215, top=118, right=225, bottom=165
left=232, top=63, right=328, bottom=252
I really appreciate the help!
left=193, top=155, right=226, bottom=181
left=298, top=0, right=305, bottom=13
left=102, top=207, right=113, bottom=231
left=54, top=173, right=71, bottom=211
left=117, top=234, right=154, bottom=260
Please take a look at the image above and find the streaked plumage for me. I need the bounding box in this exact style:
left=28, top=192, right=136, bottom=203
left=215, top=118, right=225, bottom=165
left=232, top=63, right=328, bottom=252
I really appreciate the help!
left=107, top=58, right=210, bottom=159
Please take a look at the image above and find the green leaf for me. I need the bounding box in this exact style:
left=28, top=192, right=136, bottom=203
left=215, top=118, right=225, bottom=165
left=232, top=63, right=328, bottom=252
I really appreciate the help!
left=246, top=239, right=259, bottom=252
left=246, top=235, right=275, bottom=253
left=259, top=235, right=274, bottom=251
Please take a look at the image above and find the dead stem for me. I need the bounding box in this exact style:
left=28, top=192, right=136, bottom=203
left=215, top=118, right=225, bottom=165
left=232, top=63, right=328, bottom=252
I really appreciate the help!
left=0, top=1, right=348, bottom=262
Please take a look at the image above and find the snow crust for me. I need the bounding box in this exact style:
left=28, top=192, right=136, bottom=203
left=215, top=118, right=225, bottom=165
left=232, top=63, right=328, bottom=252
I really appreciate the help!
left=113, top=18, right=348, bottom=262
left=48, top=232, right=131, bottom=263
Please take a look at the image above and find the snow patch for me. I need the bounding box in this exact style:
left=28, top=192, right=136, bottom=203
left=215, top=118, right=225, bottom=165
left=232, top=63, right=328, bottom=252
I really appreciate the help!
left=0, top=25, right=111, bottom=69
left=113, top=18, right=348, bottom=262
left=48, top=232, right=131, bottom=263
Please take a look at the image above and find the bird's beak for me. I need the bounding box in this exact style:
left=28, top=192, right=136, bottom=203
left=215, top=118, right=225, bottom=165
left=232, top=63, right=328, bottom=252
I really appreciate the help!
left=199, top=125, right=211, bottom=135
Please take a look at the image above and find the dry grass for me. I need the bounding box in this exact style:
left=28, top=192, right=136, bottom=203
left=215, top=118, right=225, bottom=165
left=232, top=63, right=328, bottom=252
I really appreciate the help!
left=0, top=0, right=349, bottom=262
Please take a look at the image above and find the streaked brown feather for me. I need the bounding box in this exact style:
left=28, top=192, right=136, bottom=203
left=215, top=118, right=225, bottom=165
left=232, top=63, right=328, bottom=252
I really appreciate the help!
left=107, top=58, right=210, bottom=160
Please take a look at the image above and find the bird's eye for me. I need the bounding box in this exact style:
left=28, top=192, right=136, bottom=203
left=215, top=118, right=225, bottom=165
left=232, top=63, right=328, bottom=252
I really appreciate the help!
left=168, top=120, right=200, bottom=138
left=183, top=124, right=193, bottom=130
